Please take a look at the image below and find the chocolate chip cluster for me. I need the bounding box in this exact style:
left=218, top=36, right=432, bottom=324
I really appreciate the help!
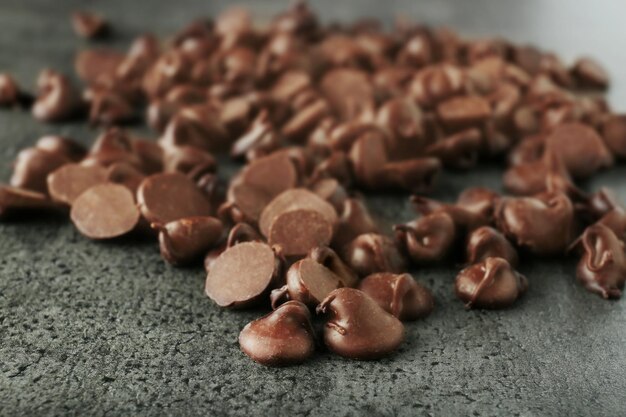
left=1, top=3, right=626, bottom=366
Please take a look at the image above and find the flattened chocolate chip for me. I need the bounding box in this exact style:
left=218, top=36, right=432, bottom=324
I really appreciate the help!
left=343, top=233, right=406, bottom=277
left=162, top=145, right=216, bottom=176
left=348, top=130, right=387, bottom=189
left=409, top=63, right=465, bottom=108
left=571, top=57, right=609, bottom=90
left=239, top=151, right=298, bottom=198
left=358, top=273, right=434, bottom=320
left=137, top=172, right=213, bottom=224
left=205, top=241, right=282, bottom=308
left=466, top=226, right=518, bottom=266
left=36, top=136, right=86, bottom=162
left=601, top=114, right=626, bottom=158
left=376, top=97, right=425, bottom=160
left=106, top=162, right=145, bottom=193
left=332, top=198, right=379, bottom=250
left=259, top=188, right=337, bottom=237
left=283, top=257, right=344, bottom=307
left=495, top=191, right=575, bottom=256
left=268, top=209, right=334, bottom=257
left=239, top=301, right=315, bottom=367
left=320, top=68, right=374, bottom=120
left=425, top=128, right=482, bottom=170
left=70, top=183, right=140, bottom=239
left=455, top=257, right=528, bottom=309
left=155, top=216, right=223, bottom=266
left=317, top=288, right=405, bottom=360
left=394, top=211, right=456, bottom=265
left=72, top=11, right=109, bottom=39
left=576, top=223, right=626, bottom=299
left=11, top=147, right=70, bottom=194
left=47, top=163, right=107, bottom=205
left=436, top=95, right=491, bottom=129
left=544, top=122, right=613, bottom=179
left=376, top=158, right=442, bottom=194
left=309, top=177, right=348, bottom=214
left=0, top=186, right=60, bottom=220
left=75, top=49, right=124, bottom=85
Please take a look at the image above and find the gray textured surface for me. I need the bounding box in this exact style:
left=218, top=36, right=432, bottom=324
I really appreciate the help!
left=1, top=1, right=626, bottom=416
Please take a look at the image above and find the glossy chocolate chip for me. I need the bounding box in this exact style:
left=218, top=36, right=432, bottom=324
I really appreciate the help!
left=455, top=257, right=528, bottom=309
left=137, top=172, right=213, bottom=224
left=239, top=152, right=299, bottom=199
left=106, top=162, right=146, bottom=194
left=375, top=97, right=425, bottom=160
left=343, top=233, right=406, bottom=277
left=409, top=63, right=465, bottom=108
left=268, top=209, right=334, bottom=257
left=320, top=68, right=374, bottom=120
left=11, top=147, right=70, bottom=194
left=411, top=196, right=491, bottom=234
left=601, top=114, right=626, bottom=158
left=239, top=301, right=315, bottom=367
left=205, top=241, right=282, bottom=308
left=436, top=95, right=491, bottom=129
left=231, top=111, right=281, bottom=161
left=544, top=122, right=613, bottom=179
left=36, top=136, right=86, bottom=162
left=466, top=226, right=518, bottom=266
left=495, top=192, right=575, bottom=256
left=70, top=183, right=140, bottom=239
left=282, top=257, right=344, bottom=307
left=332, top=198, right=379, bottom=250
left=155, top=216, right=223, bottom=266
left=576, top=223, right=626, bottom=299
left=317, top=288, right=404, bottom=360
left=71, top=11, right=109, bottom=39
left=376, top=158, right=442, bottom=194
left=259, top=188, right=337, bottom=238
left=32, top=69, right=81, bottom=122
left=308, top=246, right=358, bottom=288
left=394, top=211, right=456, bottom=265
left=358, top=273, right=434, bottom=321
left=0, top=186, right=60, bottom=220
left=162, top=145, right=216, bottom=176
left=47, top=163, right=107, bottom=205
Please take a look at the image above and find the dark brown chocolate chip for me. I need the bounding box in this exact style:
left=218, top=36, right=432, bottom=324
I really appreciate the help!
left=155, top=216, right=223, bottom=266
left=455, top=257, right=528, bottom=309
left=466, top=226, right=518, bottom=267
left=495, top=192, right=575, bottom=256
left=375, top=97, right=425, bottom=160
left=320, top=68, right=374, bottom=120
left=0, top=186, right=60, bottom=220
left=75, top=49, right=124, bottom=85
left=544, top=122, right=613, bottom=179
left=436, top=95, right=491, bottom=129
left=394, top=211, right=456, bottom=265
left=409, top=63, right=465, bottom=108
left=268, top=209, right=334, bottom=257
left=137, top=172, right=213, bottom=224
left=332, top=198, right=379, bottom=250
left=36, top=136, right=86, bottom=162
left=231, top=111, right=281, bottom=160
left=162, top=145, right=216, bottom=176
left=283, top=258, right=344, bottom=307
left=239, top=152, right=299, bottom=199
left=32, top=69, right=81, bottom=122
left=47, top=163, right=107, bottom=205
left=70, top=183, right=140, bottom=239
left=106, top=162, right=145, bottom=193
left=317, top=288, right=405, bottom=360
left=425, top=128, right=482, bottom=170
left=309, top=177, right=348, bottom=214
left=376, top=158, right=442, bottom=194
left=343, top=233, right=406, bottom=277
left=411, top=195, right=491, bottom=234
left=358, top=273, right=434, bottom=321
left=71, top=11, right=109, bottom=39
left=576, top=223, right=626, bottom=299
left=308, top=246, right=358, bottom=288
left=239, top=301, right=315, bottom=367
left=205, top=241, right=282, bottom=308
left=259, top=188, right=337, bottom=238
left=11, top=147, right=70, bottom=194
left=160, top=104, right=229, bottom=153
left=88, top=90, right=136, bottom=126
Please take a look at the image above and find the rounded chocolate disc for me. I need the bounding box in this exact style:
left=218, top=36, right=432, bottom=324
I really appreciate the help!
left=205, top=241, right=278, bottom=308
left=137, top=172, right=213, bottom=224
left=47, top=163, right=107, bottom=205
left=70, top=183, right=140, bottom=239
left=239, top=152, right=298, bottom=197
left=268, top=209, right=334, bottom=257
left=286, top=258, right=343, bottom=306
left=259, top=188, right=338, bottom=237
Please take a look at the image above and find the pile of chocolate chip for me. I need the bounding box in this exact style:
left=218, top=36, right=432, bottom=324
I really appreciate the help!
left=1, top=3, right=626, bottom=366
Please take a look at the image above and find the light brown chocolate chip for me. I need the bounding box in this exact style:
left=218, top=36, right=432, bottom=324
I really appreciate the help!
left=268, top=209, right=334, bottom=257
left=47, top=163, right=107, bottom=205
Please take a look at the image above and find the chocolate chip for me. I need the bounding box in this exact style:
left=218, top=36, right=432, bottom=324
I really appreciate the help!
left=455, top=257, right=528, bottom=309
left=309, top=177, right=348, bottom=214
left=576, top=224, right=626, bottom=299
left=466, top=226, right=518, bottom=266
left=375, top=97, right=425, bottom=160
left=230, top=111, right=281, bottom=160
left=0, top=186, right=60, bottom=220
left=394, top=211, right=456, bottom=265
left=47, top=163, right=107, bottom=205
left=11, top=147, right=70, bottom=194
left=106, top=162, right=146, bottom=193
left=495, top=192, right=575, bottom=256
left=436, top=95, right=491, bottom=129
left=357, top=273, right=434, bottom=320
left=281, top=257, right=344, bottom=307
left=154, top=216, right=223, bottom=266
left=205, top=241, right=282, bottom=308
left=268, top=209, right=334, bottom=257
left=162, top=145, right=216, bottom=176
left=571, top=57, right=609, bottom=90
left=332, top=198, right=379, bottom=250
left=70, top=183, right=140, bottom=239
left=259, top=188, right=337, bottom=238
left=544, top=122, right=613, bottom=179
left=601, top=114, right=626, bottom=158
left=320, top=68, right=374, bottom=120
left=0, top=73, right=22, bottom=107
left=343, top=233, right=406, bottom=277
left=411, top=195, right=492, bottom=234
left=239, top=301, right=315, bottom=366
left=317, top=288, right=405, bottom=359
left=239, top=152, right=299, bottom=199
left=425, top=128, right=482, bottom=170
left=409, top=63, right=465, bottom=108
left=160, top=104, right=229, bottom=153
left=71, top=11, right=109, bottom=39
left=36, top=136, right=86, bottom=162
left=75, top=49, right=124, bottom=85
left=137, top=172, right=213, bottom=224
left=32, top=70, right=81, bottom=122
left=376, top=158, right=442, bottom=194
